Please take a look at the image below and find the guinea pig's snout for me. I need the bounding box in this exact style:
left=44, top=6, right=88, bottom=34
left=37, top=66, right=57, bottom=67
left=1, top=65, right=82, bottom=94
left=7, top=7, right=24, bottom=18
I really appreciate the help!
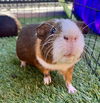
left=64, top=47, right=75, bottom=58
left=63, top=36, right=77, bottom=42
left=63, top=36, right=78, bottom=57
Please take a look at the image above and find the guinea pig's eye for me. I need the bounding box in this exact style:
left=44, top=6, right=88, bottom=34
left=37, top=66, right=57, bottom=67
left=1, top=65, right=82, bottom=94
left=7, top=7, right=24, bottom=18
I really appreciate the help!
left=50, top=27, right=56, bottom=34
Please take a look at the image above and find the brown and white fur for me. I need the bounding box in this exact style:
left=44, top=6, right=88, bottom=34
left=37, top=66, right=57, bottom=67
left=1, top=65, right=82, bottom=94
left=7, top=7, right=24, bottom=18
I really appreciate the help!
left=16, top=19, right=85, bottom=94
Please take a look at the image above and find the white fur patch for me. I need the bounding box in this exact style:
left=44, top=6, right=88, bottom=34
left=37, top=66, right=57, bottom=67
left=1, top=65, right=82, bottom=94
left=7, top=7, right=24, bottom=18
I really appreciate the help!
left=36, top=56, right=80, bottom=71
left=52, top=19, right=85, bottom=64
left=66, top=84, right=77, bottom=94
left=20, top=61, right=26, bottom=67
left=44, top=76, right=51, bottom=85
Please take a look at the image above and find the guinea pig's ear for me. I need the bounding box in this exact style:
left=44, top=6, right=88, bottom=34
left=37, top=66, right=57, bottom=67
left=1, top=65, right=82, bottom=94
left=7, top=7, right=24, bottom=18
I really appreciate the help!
left=36, top=23, right=51, bottom=40
left=74, top=21, right=89, bottom=34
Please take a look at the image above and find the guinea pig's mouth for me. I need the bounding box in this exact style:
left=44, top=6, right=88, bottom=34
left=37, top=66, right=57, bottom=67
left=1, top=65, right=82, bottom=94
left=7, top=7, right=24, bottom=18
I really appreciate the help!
left=64, top=54, right=75, bottom=58
left=64, top=54, right=81, bottom=61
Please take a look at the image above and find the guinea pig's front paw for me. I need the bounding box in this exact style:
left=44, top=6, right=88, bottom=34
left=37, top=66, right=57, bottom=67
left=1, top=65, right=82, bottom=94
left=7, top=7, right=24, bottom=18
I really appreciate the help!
left=43, top=75, right=51, bottom=85
left=66, top=84, right=77, bottom=94
left=20, top=61, right=26, bottom=68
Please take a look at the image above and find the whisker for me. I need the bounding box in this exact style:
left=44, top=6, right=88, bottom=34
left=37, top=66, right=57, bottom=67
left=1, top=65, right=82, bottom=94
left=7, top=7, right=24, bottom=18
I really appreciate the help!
left=41, top=36, right=55, bottom=49
left=85, top=46, right=96, bottom=59
left=41, top=39, right=54, bottom=51
left=85, top=39, right=100, bottom=45
left=45, top=46, right=53, bottom=61
left=81, top=50, right=87, bottom=59
left=44, top=34, right=55, bottom=42
left=81, top=51, right=85, bottom=56
left=85, top=45, right=93, bottom=52
left=82, top=21, right=95, bottom=31
left=84, top=51, right=91, bottom=60
left=85, top=45, right=96, bottom=57
left=84, top=47, right=92, bottom=57
left=41, top=35, right=55, bottom=51
left=85, top=38, right=95, bottom=42
left=44, top=44, right=52, bottom=54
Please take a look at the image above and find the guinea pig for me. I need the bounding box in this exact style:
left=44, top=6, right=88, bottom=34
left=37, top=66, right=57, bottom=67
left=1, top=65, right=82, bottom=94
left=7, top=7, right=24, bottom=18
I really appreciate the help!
left=0, top=12, right=22, bottom=37
left=16, top=19, right=85, bottom=94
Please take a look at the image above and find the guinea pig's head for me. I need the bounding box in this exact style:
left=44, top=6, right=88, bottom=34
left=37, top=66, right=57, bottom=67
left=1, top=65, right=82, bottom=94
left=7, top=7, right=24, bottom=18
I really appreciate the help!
left=36, top=19, right=85, bottom=63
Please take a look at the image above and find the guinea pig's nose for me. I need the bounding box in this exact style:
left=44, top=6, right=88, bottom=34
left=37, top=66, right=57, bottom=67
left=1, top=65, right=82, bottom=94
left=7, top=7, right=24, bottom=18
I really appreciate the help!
left=64, top=36, right=68, bottom=41
left=64, top=36, right=77, bottom=41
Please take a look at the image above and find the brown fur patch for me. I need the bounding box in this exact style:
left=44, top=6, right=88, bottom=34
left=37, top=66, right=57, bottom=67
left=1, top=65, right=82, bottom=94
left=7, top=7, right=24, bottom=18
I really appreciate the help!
left=36, top=23, right=51, bottom=40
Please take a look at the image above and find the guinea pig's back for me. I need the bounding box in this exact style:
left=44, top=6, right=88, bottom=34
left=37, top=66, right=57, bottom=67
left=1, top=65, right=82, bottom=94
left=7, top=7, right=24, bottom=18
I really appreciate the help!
left=16, top=24, right=39, bottom=64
